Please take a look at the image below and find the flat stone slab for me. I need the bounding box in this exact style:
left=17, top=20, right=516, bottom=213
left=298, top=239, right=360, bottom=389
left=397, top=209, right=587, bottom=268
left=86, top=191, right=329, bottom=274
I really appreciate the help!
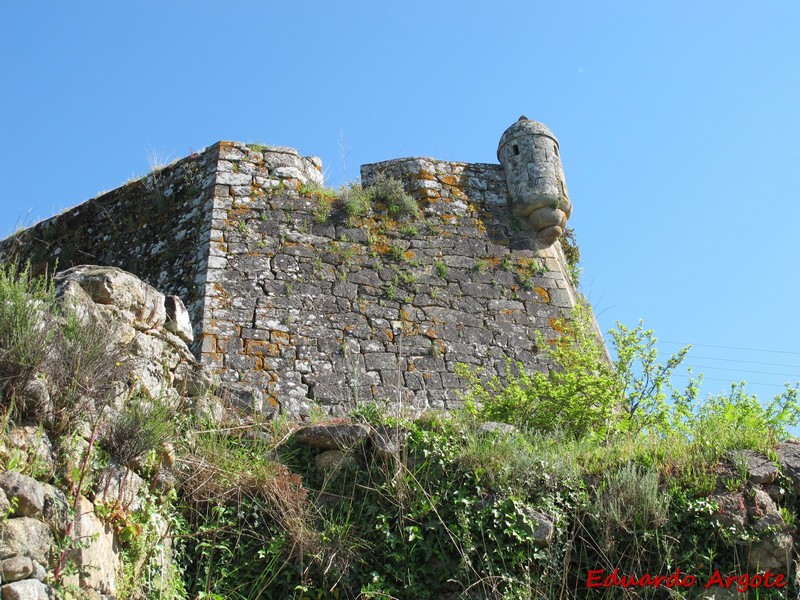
left=294, top=422, right=371, bottom=450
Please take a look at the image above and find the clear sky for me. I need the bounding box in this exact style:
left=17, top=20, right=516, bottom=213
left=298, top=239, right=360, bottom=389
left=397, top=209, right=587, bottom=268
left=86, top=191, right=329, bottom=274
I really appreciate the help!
left=1, top=1, right=799, bottom=408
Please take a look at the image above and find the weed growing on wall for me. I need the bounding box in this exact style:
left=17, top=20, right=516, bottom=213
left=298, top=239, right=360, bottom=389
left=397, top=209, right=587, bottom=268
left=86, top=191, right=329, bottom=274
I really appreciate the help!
left=370, top=174, right=419, bottom=218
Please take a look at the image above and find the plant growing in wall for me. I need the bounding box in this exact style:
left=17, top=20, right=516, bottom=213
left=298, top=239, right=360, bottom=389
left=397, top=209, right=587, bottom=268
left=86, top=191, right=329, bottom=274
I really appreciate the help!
left=371, top=174, right=419, bottom=219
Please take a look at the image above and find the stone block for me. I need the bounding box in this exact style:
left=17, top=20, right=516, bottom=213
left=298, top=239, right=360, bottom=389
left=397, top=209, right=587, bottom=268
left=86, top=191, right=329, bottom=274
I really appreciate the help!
left=0, top=517, right=53, bottom=566
left=294, top=423, right=371, bottom=450
left=71, top=496, right=120, bottom=596
left=0, top=579, right=49, bottom=600
left=0, top=555, right=33, bottom=583
left=0, top=473, right=44, bottom=519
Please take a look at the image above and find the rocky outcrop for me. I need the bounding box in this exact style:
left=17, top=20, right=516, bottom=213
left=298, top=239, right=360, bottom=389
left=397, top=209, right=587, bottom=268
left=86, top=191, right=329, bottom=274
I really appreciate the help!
left=707, top=451, right=795, bottom=574
left=0, top=265, right=221, bottom=599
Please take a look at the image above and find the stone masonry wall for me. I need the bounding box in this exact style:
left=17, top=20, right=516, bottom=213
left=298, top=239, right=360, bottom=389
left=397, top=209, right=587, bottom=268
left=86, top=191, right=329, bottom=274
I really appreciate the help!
left=202, top=151, right=578, bottom=417
left=0, top=143, right=581, bottom=419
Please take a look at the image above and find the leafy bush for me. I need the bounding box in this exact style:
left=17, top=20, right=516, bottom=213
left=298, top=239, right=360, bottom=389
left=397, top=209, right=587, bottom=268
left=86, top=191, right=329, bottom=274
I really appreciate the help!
left=459, top=302, right=619, bottom=438
left=689, top=382, right=800, bottom=460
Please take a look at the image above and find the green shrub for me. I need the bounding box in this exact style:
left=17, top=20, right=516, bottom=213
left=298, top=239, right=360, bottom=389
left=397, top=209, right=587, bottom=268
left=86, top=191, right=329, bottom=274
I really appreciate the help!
left=102, top=393, right=174, bottom=467
left=340, top=183, right=372, bottom=217
left=689, top=382, right=799, bottom=457
left=48, top=308, right=128, bottom=435
left=592, top=462, right=668, bottom=537
left=0, top=263, right=55, bottom=401
left=389, top=244, right=405, bottom=262
left=370, top=174, right=419, bottom=218
left=611, top=321, right=694, bottom=435
left=459, top=302, right=619, bottom=439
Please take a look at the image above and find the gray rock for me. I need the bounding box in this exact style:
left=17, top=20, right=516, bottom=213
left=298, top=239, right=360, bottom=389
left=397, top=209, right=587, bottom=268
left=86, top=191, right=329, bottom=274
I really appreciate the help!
left=3, top=427, right=55, bottom=480
left=754, top=510, right=786, bottom=533
left=17, top=379, right=51, bottom=424
left=153, top=466, right=177, bottom=492
left=192, top=396, right=226, bottom=425
left=70, top=496, right=119, bottom=596
left=370, top=425, right=408, bottom=460
left=0, top=579, right=49, bottom=600
left=29, top=561, right=45, bottom=582
left=748, top=531, right=793, bottom=572
left=0, top=472, right=44, bottom=519
left=164, top=295, right=194, bottom=343
left=709, top=492, right=747, bottom=529
left=478, top=421, right=518, bottom=436
left=54, top=265, right=166, bottom=330
left=0, top=490, right=8, bottom=516
left=217, top=382, right=267, bottom=415
left=749, top=488, right=778, bottom=519
left=525, top=509, right=555, bottom=547
left=128, top=332, right=174, bottom=399
left=0, top=555, right=33, bottom=582
left=0, top=517, right=53, bottom=565
left=735, top=450, right=779, bottom=485
left=172, top=361, right=215, bottom=398
left=53, top=435, right=90, bottom=492
left=777, top=441, right=800, bottom=489
left=314, top=449, right=358, bottom=472
left=294, top=423, right=371, bottom=450
left=94, top=463, right=145, bottom=511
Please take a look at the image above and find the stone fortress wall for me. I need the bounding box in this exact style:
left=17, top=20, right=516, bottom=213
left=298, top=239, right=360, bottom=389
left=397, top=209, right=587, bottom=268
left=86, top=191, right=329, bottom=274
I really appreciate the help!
left=0, top=117, right=589, bottom=417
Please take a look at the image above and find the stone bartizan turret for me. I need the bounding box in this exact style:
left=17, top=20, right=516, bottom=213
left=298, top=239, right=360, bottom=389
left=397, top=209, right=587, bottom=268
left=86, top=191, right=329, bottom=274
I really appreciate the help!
left=497, top=116, right=572, bottom=248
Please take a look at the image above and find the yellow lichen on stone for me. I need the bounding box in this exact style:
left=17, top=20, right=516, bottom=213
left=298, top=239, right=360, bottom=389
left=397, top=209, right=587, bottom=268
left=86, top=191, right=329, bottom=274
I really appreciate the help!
left=533, top=287, right=550, bottom=303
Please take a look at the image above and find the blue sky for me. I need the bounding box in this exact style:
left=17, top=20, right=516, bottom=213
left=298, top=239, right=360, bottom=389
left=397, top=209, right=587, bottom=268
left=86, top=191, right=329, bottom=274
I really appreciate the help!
left=1, top=1, right=799, bottom=407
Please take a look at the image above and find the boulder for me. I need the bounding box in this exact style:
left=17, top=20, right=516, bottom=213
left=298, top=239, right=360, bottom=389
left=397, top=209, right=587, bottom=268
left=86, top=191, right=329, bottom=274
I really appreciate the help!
left=294, top=423, right=371, bottom=450
left=0, top=579, right=49, bottom=600
left=749, top=531, right=793, bottom=572
left=172, top=361, right=215, bottom=398
left=526, top=509, right=555, bottom=547
left=776, top=441, right=800, bottom=489
left=29, top=561, right=46, bottom=582
left=0, top=517, right=53, bottom=565
left=370, top=425, right=408, bottom=460
left=709, top=492, right=747, bottom=529
left=736, top=450, right=779, bottom=485
left=54, top=265, right=166, bottom=330
left=217, top=382, right=271, bottom=416
left=0, top=472, right=44, bottom=519
left=69, top=496, right=120, bottom=596
left=127, top=332, right=176, bottom=399
left=3, top=426, right=55, bottom=481
left=314, top=449, right=358, bottom=472
left=0, top=554, right=33, bottom=582
left=17, top=379, right=51, bottom=425
left=94, top=463, right=145, bottom=511
left=164, top=295, right=193, bottom=343
left=749, top=488, right=778, bottom=519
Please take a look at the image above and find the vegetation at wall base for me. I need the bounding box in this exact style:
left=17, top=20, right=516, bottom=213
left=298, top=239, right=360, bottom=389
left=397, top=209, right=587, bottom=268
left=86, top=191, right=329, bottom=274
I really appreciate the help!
left=2, top=267, right=800, bottom=599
